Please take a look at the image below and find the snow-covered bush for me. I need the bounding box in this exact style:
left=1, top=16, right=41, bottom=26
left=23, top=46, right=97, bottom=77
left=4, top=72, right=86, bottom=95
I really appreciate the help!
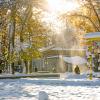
left=38, top=91, right=49, bottom=100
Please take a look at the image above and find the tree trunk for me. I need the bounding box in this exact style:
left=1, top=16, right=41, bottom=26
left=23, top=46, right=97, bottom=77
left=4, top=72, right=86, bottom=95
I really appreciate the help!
left=11, top=62, right=15, bottom=74
left=10, top=5, right=16, bottom=74
left=24, top=60, right=28, bottom=74
left=29, top=60, right=33, bottom=73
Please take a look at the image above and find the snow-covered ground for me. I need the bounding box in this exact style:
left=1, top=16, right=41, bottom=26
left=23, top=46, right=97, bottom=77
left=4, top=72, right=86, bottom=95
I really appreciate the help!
left=0, top=74, right=100, bottom=100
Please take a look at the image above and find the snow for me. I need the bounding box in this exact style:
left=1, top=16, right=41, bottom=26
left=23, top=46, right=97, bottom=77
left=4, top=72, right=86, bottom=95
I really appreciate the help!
left=39, top=45, right=55, bottom=52
left=39, top=91, right=48, bottom=100
left=39, top=46, right=86, bottom=52
left=60, top=72, right=87, bottom=79
left=84, top=32, right=100, bottom=39
left=51, top=47, right=85, bottom=51
left=47, top=55, right=59, bottom=58
left=63, top=56, right=87, bottom=65
left=0, top=74, right=100, bottom=100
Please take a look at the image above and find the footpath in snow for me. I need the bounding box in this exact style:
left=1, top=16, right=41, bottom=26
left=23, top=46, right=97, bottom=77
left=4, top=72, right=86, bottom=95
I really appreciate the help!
left=0, top=73, right=60, bottom=79
left=0, top=73, right=100, bottom=100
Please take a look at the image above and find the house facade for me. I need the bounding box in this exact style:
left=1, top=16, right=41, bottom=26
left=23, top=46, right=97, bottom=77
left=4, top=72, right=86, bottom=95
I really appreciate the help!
left=32, top=46, right=87, bottom=73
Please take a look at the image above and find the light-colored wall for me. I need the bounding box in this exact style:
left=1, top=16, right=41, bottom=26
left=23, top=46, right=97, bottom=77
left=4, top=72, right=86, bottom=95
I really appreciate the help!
left=32, top=58, right=88, bottom=73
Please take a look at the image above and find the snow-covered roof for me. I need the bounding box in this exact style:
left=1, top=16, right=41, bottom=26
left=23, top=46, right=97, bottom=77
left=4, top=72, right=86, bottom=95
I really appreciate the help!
left=39, top=45, right=55, bottom=52
left=47, top=56, right=59, bottom=58
left=84, top=32, right=100, bottom=39
left=39, top=46, right=86, bottom=52
left=63, top=56, right=87, bottom=65
left=51, top=47, right=85, bottom=51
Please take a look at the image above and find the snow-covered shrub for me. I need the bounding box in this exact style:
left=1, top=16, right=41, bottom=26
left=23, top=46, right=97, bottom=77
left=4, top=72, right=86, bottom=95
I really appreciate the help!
left=38, top=91, right=49, bottom=100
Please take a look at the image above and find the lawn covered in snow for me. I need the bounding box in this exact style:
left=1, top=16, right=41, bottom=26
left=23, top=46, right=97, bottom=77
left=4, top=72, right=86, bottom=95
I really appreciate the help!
left=0, top=76, right=100, bottom=100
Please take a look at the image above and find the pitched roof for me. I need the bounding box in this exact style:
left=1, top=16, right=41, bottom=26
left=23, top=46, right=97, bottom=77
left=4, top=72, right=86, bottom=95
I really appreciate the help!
left=84, top=32, right=100, bottom=39
left=63, top=56, right=87, bottom=65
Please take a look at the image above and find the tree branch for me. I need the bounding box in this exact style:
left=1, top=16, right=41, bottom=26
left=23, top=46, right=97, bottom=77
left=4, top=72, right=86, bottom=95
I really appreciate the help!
left=68, top=14, right=100, bottom=31
left=88, top=0, right=100, bottom=27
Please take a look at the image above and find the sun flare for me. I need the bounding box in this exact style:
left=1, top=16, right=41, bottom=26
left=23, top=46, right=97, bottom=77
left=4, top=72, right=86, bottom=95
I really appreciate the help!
left=42, top=12, right=66, bottom=34
left=41, top=0, right=80, bottom=35
left=47, top=0, right=79, bottom=14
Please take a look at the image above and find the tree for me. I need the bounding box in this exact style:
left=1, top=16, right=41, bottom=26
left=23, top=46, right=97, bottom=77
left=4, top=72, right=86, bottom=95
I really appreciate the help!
left=63, top=0, right=100, bottom=32
left=0, top=0, right=51, bottom=74
left=16, top=2, right=50, bottom=73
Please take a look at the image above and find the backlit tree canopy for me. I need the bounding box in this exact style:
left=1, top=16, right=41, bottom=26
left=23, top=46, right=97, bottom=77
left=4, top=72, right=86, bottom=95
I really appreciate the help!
left=64, top=0, right=100, bottom=32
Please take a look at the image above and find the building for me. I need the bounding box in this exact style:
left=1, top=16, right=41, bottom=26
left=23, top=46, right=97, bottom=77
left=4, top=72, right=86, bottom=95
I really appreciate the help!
left=32, top=46, right=87, bottom=73
left=84, top=32, right=100, bottom=72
